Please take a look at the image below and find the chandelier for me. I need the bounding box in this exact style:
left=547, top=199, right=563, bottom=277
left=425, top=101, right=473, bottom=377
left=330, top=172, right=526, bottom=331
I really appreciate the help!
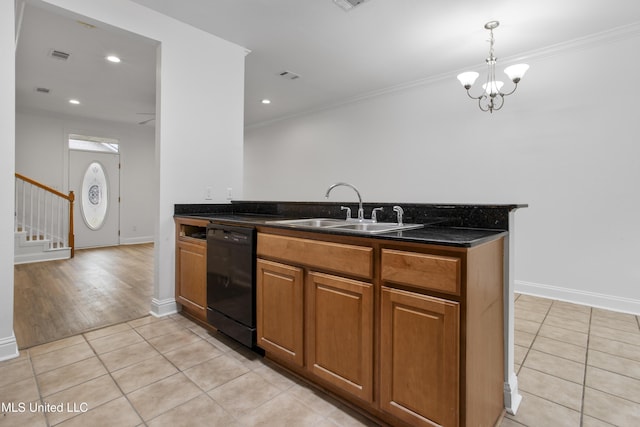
left=456, top=21, right=529, bottom=113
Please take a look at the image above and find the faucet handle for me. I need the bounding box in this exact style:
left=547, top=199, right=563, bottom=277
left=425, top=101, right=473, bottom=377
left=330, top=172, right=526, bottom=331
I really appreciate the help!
left=393, top=206, right=404, bottom=226
left=371, top=207, right=384, bottom=222
left=340, top=206, right=352, bottom=220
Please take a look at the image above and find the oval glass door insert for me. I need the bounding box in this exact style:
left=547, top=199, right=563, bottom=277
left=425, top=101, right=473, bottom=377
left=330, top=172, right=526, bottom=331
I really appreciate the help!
left=81, top=161, right=109, bottom=230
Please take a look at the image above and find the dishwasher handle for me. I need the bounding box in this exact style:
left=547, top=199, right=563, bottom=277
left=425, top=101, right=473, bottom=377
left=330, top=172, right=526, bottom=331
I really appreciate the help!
left=207, top=224, right=255, bottom=245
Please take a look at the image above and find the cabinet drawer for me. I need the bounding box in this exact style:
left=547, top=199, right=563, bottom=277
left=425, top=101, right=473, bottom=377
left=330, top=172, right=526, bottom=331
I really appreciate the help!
left=257, top=233, right=373, bottom=279
left=381, top=249, right=460, bottom=295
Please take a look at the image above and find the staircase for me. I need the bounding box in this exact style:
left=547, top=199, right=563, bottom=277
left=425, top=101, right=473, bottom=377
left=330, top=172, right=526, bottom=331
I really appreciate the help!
left=14, top=173, right=75, bottom=264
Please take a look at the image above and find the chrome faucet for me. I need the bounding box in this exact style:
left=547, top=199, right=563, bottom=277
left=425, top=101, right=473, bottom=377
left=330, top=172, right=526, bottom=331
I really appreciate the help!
left=325, top=182, right=364, bottom=221
left=371, top=207, right=384, bottom=222
left=340, top=206, right=351, bottom=220
left=393, top=205, right=404, bottom=226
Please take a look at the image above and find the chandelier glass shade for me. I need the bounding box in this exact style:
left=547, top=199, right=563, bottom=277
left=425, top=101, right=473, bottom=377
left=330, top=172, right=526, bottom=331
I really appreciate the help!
left=457, top=21, right=529, bottom=113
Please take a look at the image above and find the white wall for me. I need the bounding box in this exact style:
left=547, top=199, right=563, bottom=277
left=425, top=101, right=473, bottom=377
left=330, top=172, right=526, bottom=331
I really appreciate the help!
left=15, top=108, right=156, bottom=243
left=1, top=0, right=18, bottom=361
left=245, top=28, right=640, bottom=314
left=25, top=0, right=246, bottom=319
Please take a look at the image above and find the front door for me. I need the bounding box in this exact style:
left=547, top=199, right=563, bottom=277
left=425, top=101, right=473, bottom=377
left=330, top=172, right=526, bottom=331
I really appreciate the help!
left=69, top=150, right=120, bottom=248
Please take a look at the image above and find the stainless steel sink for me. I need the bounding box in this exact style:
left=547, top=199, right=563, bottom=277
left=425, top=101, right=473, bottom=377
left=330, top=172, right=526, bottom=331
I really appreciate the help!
left=332, top=222, right=424, bottom=234
left=267, top=218, right=347, bottom=228
left=266, top=218, right=424, bottom=234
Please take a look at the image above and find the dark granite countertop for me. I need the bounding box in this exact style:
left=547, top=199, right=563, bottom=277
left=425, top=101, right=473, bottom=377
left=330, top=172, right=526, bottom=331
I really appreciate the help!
left=176, top=212, right=508, bottom=248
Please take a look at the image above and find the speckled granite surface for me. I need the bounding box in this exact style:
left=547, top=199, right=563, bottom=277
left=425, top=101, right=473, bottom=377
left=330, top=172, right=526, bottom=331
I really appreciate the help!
left=174, top=201, right=526, bottom=247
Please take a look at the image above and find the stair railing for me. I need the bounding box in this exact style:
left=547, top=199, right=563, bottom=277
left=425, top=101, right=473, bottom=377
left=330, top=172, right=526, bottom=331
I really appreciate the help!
left=14, top=173, right=75, bottom=258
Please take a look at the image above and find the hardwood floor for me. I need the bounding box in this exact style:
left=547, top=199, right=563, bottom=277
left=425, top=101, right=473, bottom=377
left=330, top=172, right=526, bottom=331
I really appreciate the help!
left=13, top=243, right=154, bottom=349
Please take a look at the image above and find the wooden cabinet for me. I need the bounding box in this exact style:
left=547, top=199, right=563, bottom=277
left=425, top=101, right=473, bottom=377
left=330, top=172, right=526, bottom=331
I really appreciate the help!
left=381, top=249, right=461, bottom=295
left=256, top=228, right=505, bottom=427
left=379, top=239, right=505, bottom=427
left=380, top=287, right=459, bottom=427
left=257, top=233, right=375, bottom=403
left=175, top=218, right=208, bottom=322
left=256, top=258, right=304, bottom=366
left=306, top=272, right=374, bottom=403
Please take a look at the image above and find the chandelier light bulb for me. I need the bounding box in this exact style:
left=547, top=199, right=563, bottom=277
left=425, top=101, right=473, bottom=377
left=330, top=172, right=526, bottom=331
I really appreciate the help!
left=482, top=81, right=504, bottom=96
left=504, top=64, right=529, bottom=83
left=457, top=71, right=479, bottom=89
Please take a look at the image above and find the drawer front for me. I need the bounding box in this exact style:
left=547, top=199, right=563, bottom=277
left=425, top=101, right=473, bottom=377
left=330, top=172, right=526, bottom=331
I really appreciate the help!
left=381, top=249, right=460, bottom=295
left=257, top=233, right=373, bottom=279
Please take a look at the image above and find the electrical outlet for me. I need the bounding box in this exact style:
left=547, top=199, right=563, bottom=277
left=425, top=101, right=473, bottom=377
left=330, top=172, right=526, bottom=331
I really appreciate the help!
left=205, top=186, right=213, bottom=200
left=227, top=187, right=233, bottom=200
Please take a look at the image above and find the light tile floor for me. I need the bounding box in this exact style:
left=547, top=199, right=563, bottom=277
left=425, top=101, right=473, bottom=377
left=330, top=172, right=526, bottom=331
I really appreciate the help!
left=1, top=314, right=378, bottom=427
left=504, top=294, right=640, bottom=427
left=0, top=294, right=638, bottom=426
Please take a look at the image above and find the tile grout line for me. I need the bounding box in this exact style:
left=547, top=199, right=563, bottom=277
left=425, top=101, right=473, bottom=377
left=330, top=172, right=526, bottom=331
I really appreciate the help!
left=517, top=301, right=552, bottom=368
left=26, top=349, right=50, bottom=427
left=86, top=315, right=220, bottom=425
left=509, top=299, right=594, bottom=424
left=116, top=316, right=240, bottom=425
left=507, top=301, right=552, bottom=425
left=81, top=330, right=149, bottom=427
left=578, top=306, right=592, bottom=427
left=119, top=316, right=203, bottom=426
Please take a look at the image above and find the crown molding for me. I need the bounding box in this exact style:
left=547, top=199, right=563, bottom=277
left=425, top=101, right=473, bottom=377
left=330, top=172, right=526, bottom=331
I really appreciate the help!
left=246, top=21, right=640, bottom=130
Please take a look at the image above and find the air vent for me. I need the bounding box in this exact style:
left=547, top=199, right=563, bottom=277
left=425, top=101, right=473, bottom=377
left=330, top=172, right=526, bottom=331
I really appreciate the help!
left=35, top=87, right=51, bottom=94
left=49, top=49, right=70, bottom=61
left=333, top=0, right=369, bottom=11
left=278, top=70, right=300, bottom=80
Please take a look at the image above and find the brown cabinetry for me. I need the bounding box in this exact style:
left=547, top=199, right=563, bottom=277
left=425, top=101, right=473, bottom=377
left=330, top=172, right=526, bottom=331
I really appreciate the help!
left=380, top=286, right=460, bottom=427
left=257, top=233, right=375, bottom=403
left=379, top=239, right=505, bottom=427
left=255, top=228, right=505, bottom=427
left=256, top=259, right=304, bottom=366
left=306, top=272, right=374, bottom=403
left=175, top=218, right=208, bottom=322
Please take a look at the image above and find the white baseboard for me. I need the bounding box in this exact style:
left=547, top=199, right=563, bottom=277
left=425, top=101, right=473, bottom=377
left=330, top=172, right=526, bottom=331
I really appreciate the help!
left=14, top=249, right=71, bottom=264
left=119, top=236, right=154, bottom=245
left=504, top=371, right=522, bottom=415
left=515, top=280, right=640, bottom=315
left=0, top=333, right=20, bottom=362
left=150, top=298, right=178, bottom=317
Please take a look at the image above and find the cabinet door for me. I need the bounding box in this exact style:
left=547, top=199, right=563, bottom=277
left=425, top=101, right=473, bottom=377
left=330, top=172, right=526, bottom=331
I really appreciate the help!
left=176, top=240, right=207, bottom=321
left=256, top=259, right=304, bottom=366
left=306, top=272, right=374, bottom=403
left=380, top=287, right=460, bottom=427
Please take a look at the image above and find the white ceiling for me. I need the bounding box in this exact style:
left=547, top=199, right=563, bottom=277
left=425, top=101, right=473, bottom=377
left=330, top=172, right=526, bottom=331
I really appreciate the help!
left=16, top=0, right=640, bottom=127
left=16, top=2, right=158, bottom=125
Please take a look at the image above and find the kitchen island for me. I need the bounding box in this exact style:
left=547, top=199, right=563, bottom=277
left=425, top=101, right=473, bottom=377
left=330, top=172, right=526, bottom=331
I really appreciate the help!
left=174, top=201, right=526, bottom=426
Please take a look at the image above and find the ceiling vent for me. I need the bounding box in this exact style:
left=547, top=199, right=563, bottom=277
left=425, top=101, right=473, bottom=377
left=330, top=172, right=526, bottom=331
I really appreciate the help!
left=35, top=87, right=51, bottom=94
left=278, top=70, right=300, bottom=80
left=333, top=0, right=369, bottom=11
left=49, top=49, right=71, bottom=61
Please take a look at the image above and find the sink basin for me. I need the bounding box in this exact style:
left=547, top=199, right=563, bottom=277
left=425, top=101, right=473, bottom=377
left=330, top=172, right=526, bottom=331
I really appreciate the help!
left=267, top=218, right=347, bottom=228
left=332, top=222, right=424, bottom=234
left=266, top=218, right=424, bottom=234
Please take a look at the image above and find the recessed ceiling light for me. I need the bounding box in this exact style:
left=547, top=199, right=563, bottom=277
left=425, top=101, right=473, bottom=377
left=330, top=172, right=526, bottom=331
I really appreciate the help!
left=69, top=99, right=80, bottom=105
left=106, top=55, right=121, bottom=63
left=261, top=99, right=271, bottom=104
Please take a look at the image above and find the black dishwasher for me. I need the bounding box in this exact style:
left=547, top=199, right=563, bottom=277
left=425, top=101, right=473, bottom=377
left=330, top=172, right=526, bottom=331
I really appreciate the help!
left=206, top=223, right=256, bottom=348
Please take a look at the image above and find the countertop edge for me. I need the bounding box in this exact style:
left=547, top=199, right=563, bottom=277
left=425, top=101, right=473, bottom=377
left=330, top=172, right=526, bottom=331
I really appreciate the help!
left=174, top=214, right=507, bottom=248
